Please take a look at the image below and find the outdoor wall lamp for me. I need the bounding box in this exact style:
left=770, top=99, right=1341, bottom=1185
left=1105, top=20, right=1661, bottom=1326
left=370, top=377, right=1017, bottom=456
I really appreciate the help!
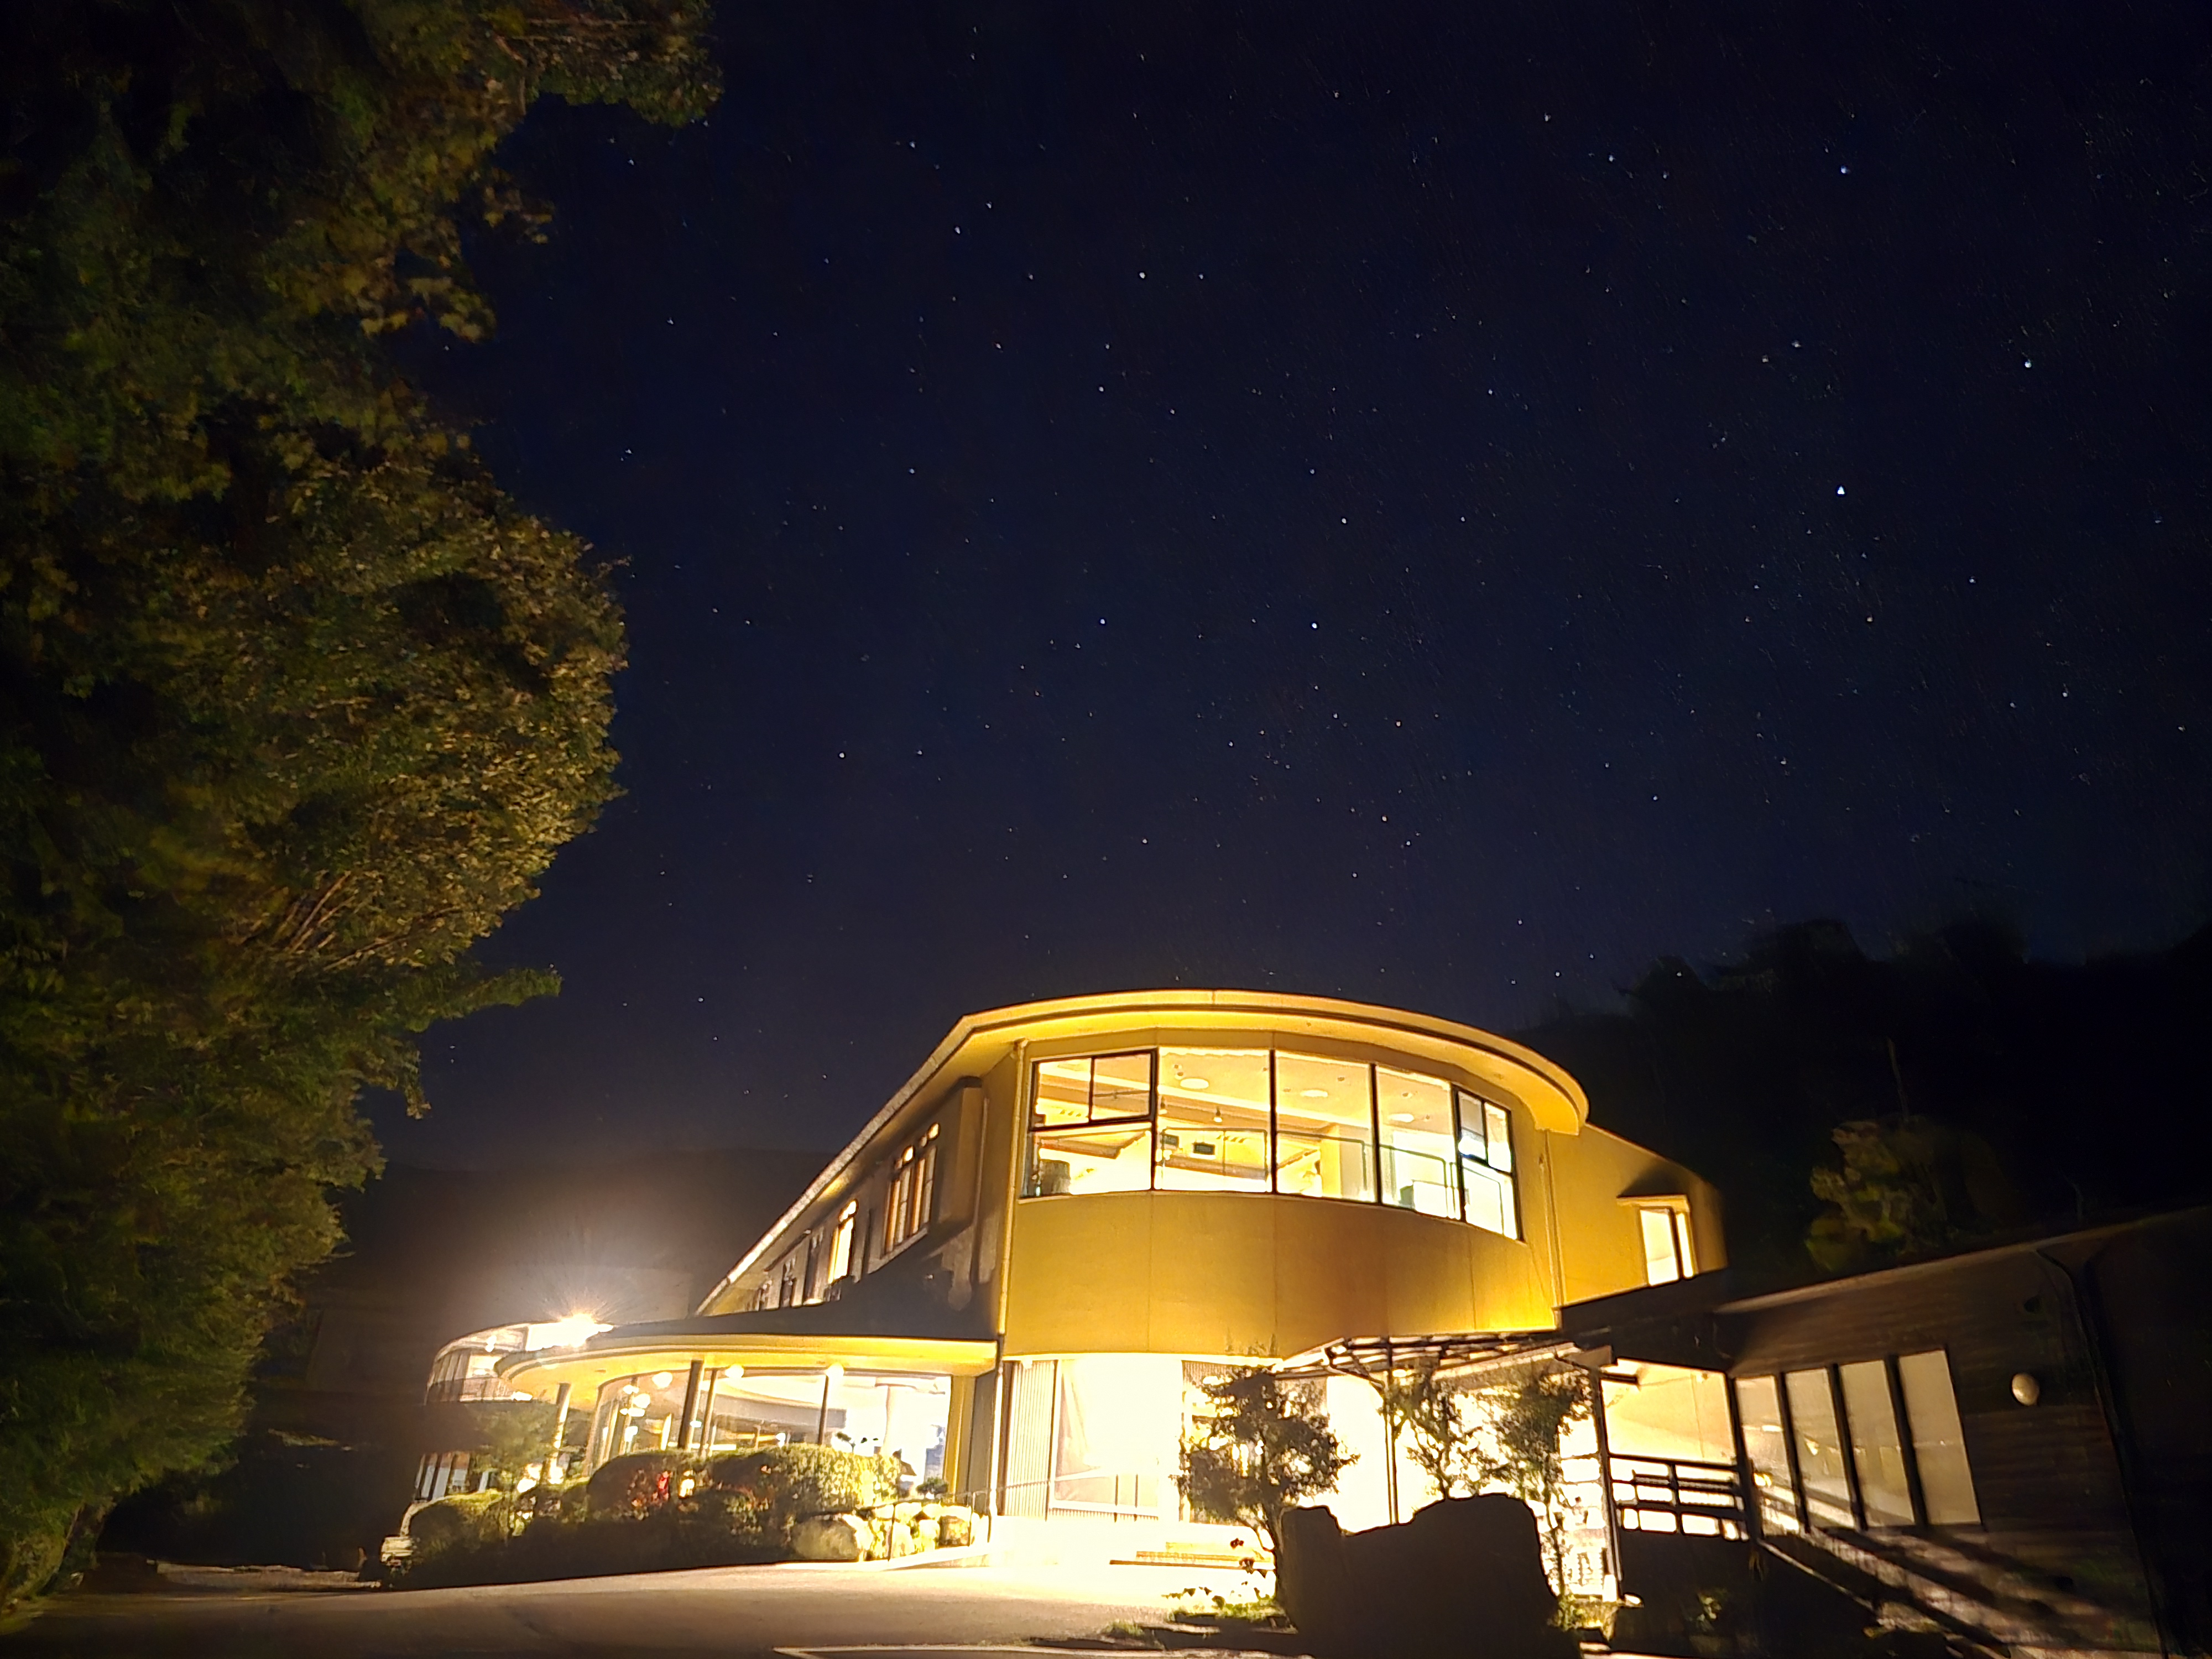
left=2011, top=1371, right=2041, bottom=1405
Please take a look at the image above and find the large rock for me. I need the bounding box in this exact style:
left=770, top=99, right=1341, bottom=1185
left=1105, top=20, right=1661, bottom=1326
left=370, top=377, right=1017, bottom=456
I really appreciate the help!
left=1277, top=1496, right=1575, bottom=1658
left=789, top=1512, right=870, bottom=1562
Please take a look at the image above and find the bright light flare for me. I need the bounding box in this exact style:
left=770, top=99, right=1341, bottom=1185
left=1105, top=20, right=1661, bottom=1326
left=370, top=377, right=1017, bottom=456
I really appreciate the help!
left=534, top=1313, right=612, bottom=1350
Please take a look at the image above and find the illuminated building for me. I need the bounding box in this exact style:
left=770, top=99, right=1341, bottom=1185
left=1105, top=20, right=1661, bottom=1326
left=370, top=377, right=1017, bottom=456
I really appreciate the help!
left=494, top=990, right=1721, bottom=1539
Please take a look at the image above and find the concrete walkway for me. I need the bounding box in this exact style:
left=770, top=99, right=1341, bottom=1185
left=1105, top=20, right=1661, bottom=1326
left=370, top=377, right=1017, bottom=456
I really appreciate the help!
left=2, top=1558, right=1270, bottom=1658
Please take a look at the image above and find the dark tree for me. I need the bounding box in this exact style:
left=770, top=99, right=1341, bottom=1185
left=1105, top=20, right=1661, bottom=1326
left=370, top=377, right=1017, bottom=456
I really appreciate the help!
left=1522, top=918, right=2212, bottom=1275
left=0, top=0, right=715, bottom=1602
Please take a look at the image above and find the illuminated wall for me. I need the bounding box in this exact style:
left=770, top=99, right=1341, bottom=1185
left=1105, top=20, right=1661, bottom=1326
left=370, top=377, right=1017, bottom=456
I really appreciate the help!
left=500, top=991, right=1724, bottom=1522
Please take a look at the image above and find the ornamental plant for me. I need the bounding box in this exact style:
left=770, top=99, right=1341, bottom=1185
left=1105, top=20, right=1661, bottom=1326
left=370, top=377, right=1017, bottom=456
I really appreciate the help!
left=1178, top=1366, right=1354, bottom=1556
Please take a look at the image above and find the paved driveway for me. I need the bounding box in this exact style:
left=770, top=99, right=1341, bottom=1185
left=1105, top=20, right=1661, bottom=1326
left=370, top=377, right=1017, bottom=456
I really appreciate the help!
left=2, top=1559, right=1266, bottom=1658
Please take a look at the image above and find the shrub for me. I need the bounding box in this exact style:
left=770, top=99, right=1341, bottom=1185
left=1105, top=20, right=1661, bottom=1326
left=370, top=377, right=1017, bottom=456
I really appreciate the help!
left=585, top=1452, right=692, bottom=1518
left=406, top=1490, right=515, bottom=1559
left=700, top=1446, right=898, bottom=1540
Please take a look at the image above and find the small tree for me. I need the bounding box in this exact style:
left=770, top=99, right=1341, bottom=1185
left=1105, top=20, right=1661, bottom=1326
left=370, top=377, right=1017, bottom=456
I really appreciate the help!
left=1178, top=1367, right=1354, bottom=1554
left=1379, top=1356, right=1481, bottom=1501
left=1474, top=1366, right=1590, bottom=1593
left=460, top=1402, right=559, bottom=1491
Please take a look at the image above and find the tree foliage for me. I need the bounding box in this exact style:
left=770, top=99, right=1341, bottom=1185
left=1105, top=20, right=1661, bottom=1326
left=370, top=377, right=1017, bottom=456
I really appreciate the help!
left=1521, top=917, right=2212, bottom=1274
left=0, top=0, right=716, bottom=1603
left=1178, top=1366, right=1354, bottom=1555
left=1473, top=1367, right=1590, bottom=1596
left=1806, top=1112, right=2020, bottom=1273
left=1379, top=1355, right=1481, bottom=1503
left=1380, top=1359, right=1590, bottom=1592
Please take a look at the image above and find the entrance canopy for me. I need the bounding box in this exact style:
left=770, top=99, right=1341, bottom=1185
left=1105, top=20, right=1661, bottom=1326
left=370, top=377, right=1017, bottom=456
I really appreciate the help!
left=495, top=1322, right=999, bottom=1404
left=1276, top=1330, right=1597, bottom=1386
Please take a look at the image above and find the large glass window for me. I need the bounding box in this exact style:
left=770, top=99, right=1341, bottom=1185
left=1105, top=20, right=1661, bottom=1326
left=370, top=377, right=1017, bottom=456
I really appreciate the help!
left=1025, top=1047, right=1522, bottom=1236
left=1155, top=1049, right=1272, bottom=1192
left=1897, top=1350, right=1980, bottom=1525
left=1733, top=1375, right=1799, bottom=1533
left=1029, top=1052, right=1155, bottom=1196
left=1274, top=1053, right=1376, bottom=1202
left=1456, top=1088, right=1518, bottom=1238
left=1378, top=1067, right=1457, bottom=1217
left=1839, top=1359, right=1914, bottom=1526
left=1785, top=1368, right=1855, bottom=1528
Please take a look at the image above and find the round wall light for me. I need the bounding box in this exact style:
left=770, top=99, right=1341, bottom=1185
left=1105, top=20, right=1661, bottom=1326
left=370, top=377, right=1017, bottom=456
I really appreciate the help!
left=2010, top=1371, right=2041, bottom=1406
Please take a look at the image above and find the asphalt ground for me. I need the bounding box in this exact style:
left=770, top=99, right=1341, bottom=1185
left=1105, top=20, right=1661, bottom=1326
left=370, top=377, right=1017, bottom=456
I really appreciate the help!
left=0, top=1559, right=1278, bottom=1659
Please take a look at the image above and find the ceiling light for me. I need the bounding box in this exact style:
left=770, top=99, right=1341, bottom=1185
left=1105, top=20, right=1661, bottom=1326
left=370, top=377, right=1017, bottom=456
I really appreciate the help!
left=1301, top=1088, right=1329, bottom=1099
left=1182, top=1077, right=1211, bottom=1090
left=1390, top=1113, right=1415, bottom=1123
left=651, top=1371, right=674, bottom=1389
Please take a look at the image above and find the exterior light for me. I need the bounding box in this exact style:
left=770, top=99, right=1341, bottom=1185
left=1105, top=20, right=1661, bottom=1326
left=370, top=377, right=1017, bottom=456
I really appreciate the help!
left=1301, top=1088, right=1329, bottom=1099
left=651, top=1371, right=674, bottom=1389
left=2011, top=1372, right=2041, bottom=1406
left=536, top=1314, right=611, bottom=1350
left=1390, top=1113, right=1415, bottom=1123
left=1182, top=1077, right=1211, bottom=1090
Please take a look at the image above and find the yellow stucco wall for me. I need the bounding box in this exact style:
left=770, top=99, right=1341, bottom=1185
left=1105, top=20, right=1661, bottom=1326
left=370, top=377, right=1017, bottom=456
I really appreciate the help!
left=1001, top=1190, right=1557, bottom=1358
left=692, top=994, right=1725, bottom=1355
left=1545, top=1120, right=1726, bottom=1307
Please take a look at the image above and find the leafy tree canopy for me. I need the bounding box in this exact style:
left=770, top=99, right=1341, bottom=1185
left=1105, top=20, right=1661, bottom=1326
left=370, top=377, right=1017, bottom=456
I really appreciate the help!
left=0, top=0, right=716, bottom=1604
left=1179, top=1366, right=1354, bottom=1555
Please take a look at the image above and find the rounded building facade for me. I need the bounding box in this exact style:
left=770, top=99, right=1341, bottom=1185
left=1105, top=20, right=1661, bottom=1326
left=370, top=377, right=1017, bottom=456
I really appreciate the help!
left=496, top=991, right=1721, bottom=1537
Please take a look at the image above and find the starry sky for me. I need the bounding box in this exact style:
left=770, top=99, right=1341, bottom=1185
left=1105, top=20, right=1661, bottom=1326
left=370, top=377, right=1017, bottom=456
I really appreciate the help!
left=376, top=2, right=2212, bottom=1167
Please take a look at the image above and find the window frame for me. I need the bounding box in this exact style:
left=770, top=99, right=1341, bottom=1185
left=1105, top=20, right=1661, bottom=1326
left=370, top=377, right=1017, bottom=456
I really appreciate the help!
left=1022, top=1047, right=1521, bottom=1236
left=882, top=1121, right=945, bottom=1259
left=1737, top=1349, right=1980, bottom=1536
left=1453, top=1085, right=1521, bottom=1239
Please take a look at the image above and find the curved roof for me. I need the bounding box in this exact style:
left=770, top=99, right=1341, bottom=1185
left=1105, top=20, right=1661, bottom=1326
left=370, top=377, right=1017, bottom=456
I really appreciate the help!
left=709, top=989, right=1588, bottom=1305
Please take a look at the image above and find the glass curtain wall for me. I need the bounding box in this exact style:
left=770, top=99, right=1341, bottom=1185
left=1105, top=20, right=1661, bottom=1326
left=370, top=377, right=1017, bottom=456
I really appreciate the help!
left=1027, top=1047, right=1520, bottom=1237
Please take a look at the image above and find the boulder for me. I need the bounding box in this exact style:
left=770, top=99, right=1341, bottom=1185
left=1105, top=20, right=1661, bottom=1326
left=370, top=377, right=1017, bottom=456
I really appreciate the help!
left=1277, top=1496, right=1575, bottom=1658
left=934, top=1506, right=976, bottom=1548
left=789, top=1512, right=870, bottom=1562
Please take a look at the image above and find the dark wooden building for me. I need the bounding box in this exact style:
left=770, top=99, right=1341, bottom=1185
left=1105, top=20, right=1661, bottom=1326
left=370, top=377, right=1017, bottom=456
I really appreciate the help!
left=1558, top=1207, right=2209, bottom=1657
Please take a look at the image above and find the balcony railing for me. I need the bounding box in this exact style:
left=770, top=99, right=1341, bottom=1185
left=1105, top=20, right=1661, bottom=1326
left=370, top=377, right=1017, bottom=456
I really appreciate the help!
left=1609, top=1453, right=1748, bottom=1539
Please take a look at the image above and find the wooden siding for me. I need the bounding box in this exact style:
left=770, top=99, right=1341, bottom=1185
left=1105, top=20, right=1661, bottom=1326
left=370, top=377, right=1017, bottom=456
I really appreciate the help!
left=1725, top=1249, right=2132, bottom=1540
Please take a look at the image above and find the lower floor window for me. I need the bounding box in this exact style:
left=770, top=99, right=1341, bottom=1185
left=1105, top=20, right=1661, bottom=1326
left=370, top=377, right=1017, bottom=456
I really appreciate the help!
left=1737, top=1350, right=1979, bottom=1532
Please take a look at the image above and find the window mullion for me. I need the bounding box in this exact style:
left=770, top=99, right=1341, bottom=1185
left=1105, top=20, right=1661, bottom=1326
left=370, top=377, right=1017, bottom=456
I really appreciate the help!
left=1368, top=1063, right=1382, bottom=1204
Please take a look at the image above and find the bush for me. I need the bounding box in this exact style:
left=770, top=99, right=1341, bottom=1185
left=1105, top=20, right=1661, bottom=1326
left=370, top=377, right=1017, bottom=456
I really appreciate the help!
left=391, top=1501, right=780, bottom=1590
left=405, top=1491, right=515, bottom=1559
left=585, top=1452, right=692, bottom=1518
left=700, top=1446, right=898, bottom=1540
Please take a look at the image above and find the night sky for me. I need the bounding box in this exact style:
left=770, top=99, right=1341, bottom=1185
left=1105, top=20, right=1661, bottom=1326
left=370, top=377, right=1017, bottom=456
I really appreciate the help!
left=377, top=3, right=2212, bottom=1168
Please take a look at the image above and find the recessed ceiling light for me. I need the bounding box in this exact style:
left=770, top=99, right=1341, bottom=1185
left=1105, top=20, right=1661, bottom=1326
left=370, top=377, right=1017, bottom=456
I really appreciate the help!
left=1182, top=1077, right=1211, bottom=1090
left=1301, top=1088, right=1330, bottom=1099
left=1390, top=1113, right=1415, bottom=1123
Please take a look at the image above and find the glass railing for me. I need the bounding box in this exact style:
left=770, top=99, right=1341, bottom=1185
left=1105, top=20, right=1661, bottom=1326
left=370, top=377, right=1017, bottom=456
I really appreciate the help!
left=1380, top=1144, right=1460, bottom=1218
left=1273, top=1128, right=1378, bottom=1203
